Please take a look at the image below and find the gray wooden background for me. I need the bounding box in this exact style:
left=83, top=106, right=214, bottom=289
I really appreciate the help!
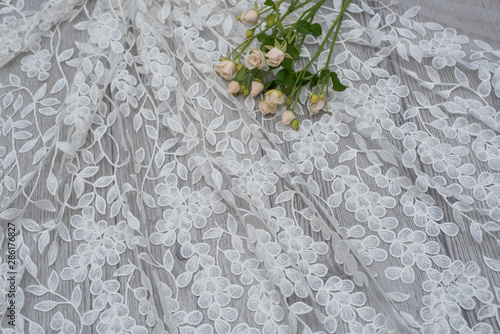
left=2, top=0, right=500, bottom=333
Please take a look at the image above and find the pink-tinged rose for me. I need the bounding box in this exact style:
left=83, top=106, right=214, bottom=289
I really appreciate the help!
left=214, top=60, right=236, bottom=80
left=266, top=48, right=285, bottom=67
left=309, top=97, right=326, bottom=114
left=250, top=81, right=264, bottom=97
left=259, top=100, right=277, bottom=115
left=281, top=110, right=295, bottom=125
left=244, top=49, right=266, bottom=70
left=240, top=10, right=259, bottom=25
left=228, top=81, right=240, bottom=94
left=265, top=89, right=285, bottom=106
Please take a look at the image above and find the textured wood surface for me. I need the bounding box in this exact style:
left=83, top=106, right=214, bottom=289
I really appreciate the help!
left=2, top=0, right=500, bottom=333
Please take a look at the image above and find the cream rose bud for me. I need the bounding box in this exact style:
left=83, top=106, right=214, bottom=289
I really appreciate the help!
left=228, top=81, right=240, bottom=94
left=265, top=89, right=285, bottom=106
left=244, top=49, right=266, bottom=70
left=258, top=100, right=277, bottom=115
left=214, top=60, right=236, bottom=80
left=266, top=48, right=285, bottom=67
left=240, top=10, right=259, bottom=25
left=309, top=96, right=326, bottom=114
left=281, top=111, right=295, bottom=125
left=250, top=81, right=264, bottom=97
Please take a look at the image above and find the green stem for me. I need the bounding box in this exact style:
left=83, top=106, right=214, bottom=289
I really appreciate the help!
left=301, top=0, right=327, bottom=22
left=320, top=76, right=328, bottom=95
left=229, top=0, right=319, bottom=60
left=258, top=7, right=273, bottom=15
left=291, top=86, right=301, bottom=113
left=261, top=68, right=272, bottom=80
left=280, top=0, right=314, bottom=23
left=289, top=0, right=317, bottom=14
left=228, top=39, right=249, bottom=59
left=323, top=0, right=348, bottom=71
left=228, top=18, right=267, bottom=58
left=276, top=19, right=286, bottom=34
left=290, top=0, right=351, bottom=96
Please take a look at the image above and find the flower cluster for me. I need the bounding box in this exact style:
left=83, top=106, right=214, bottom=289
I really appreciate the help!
left=21, top=49, right=52, bottom=81
left=214, top=0, right=351, bottom=130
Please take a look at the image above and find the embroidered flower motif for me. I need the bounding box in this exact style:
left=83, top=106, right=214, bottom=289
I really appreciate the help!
left=96, top=300, right=147, bottom=334
left=64, top=71, right=92, bottom=131
left=70, top=216, right=128, bottom=267
left=191, top=266, right=242, bottom=329
left=348, top=321, right=387, bottom=334
left=152, top=184, right=225, bottom=245
left=472, top=134, right=500, bottom=172
left=247, top=284, right=284, bottom=328
left=231, top=156, right=279, bottom=199
left=140, top=47, right=174, bottom=88
left=315, top=277, right=369, bottom=331
left=0, top=16, right=23, bottom=58
left=421, top=261, right=493, bottom=334
left=346, top=76, right=409, bottom=133
left=419, top=28, right=468, bottom=69
left=278, top=113, right=349, bottom=174
left=111, top=64, right=137, bottom=102
left=415, top=134, right=469, bottom=175
left=89, top=10, right=123, bottom=50
left=21, top=49, right=52, bottom=81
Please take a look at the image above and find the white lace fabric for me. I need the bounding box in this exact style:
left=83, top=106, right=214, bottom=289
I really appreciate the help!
left=0, top=0, right=499, bottom=333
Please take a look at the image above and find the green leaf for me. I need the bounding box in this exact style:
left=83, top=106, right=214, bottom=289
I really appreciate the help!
left=330, top=72, right=348, bottom=92
left=311, top=23, right=322, bottom=37
left=264, top=0, right=275, bottom=6
left=256, top=33, right=274, bottom=46
left=235, top=68, right=248, bottom=82
left=286, top=44, right=300, bottom=61
left=303, top=71, right=314, bottom=80
left=284, top=72, right=296, bottom=87
left=264, top=81, right=276, bottom=91
left=309, top=74, right=318, bottom=89
left=286, top=32, right=297, bottom=45
left=256, top=32, right=268, bottom=43
left=283, top=86, right=293, bottom=95
left=300, top=71, right=314, bottom=86
left=319, top=69, right=330, bottom=79
left=275, top=69, right=287, bottom=85
left=281, top=58, right=293, bottom=71
left=296, top=21, right=311, bottom=34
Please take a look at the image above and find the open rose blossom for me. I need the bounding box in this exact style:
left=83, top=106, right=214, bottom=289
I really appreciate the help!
left=281, top=111, right=295, bottom=125
left=265, top=89, right=285, bottom=106
left=309, top=95, right=326, bottom=114
left=240, top=10, right=259, bottom=25
left=266, top=48, right=285, bottom=67
left=244, top=49, right=266, bottom=70
left=258, top=100, right=277, bottom=115
left=228, top=81, right=240, bottom=94
left=214, top=60, right=236, bottom=80
left=250, top=81, right=264, bottom=97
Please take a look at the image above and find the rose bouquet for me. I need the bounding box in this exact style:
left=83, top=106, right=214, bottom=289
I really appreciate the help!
left=215, top=0, right=351, bottom=130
